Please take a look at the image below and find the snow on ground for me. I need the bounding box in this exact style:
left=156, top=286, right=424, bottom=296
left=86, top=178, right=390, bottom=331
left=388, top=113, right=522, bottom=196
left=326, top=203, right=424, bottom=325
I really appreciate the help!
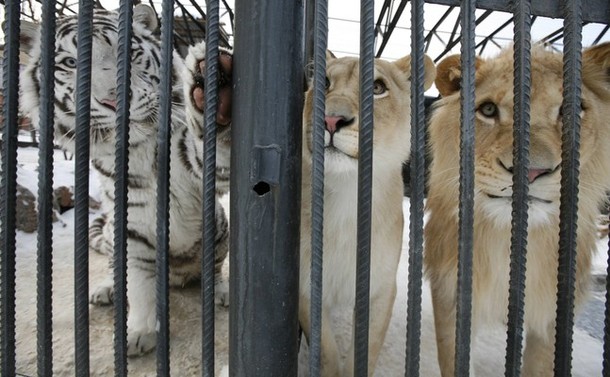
left=11, top=147, right=607, bottom=376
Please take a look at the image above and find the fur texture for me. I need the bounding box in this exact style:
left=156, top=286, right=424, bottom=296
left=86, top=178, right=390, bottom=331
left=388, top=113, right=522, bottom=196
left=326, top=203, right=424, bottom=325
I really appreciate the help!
left=300, top=52, right=435, bottom=376
left=19, top=5, right=231, bottom=356
left=425, top=43, right=610, bottom=376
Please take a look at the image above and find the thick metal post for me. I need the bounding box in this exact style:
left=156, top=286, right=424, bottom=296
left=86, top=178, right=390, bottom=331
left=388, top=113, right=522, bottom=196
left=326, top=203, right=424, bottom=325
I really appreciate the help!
left=229, top=1, right=304, bottom=376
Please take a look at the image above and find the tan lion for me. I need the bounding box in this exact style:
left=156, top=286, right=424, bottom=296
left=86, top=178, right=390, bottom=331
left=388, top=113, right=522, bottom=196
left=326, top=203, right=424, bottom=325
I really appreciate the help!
left=300, top=52, right=435, bottom=376
left=425, top=42, right=610, bottom=377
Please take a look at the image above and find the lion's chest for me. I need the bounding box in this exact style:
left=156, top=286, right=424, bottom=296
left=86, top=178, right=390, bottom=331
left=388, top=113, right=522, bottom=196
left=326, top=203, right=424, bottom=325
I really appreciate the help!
left=314, top=178, right=399, bottom=308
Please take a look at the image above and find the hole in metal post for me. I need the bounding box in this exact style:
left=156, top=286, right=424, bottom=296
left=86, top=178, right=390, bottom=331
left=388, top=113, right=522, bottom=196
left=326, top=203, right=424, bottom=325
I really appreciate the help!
left=253, top=181, right=271, bottom=196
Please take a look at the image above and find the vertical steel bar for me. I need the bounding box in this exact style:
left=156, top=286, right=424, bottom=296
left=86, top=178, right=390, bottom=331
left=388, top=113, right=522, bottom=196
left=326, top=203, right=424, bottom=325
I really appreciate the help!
left=229, top=0, right=304, bottom=375
left=354, top=0, right=375, bottom=375
left=309, top=0, right=328, bottom=373
left=156, top=0, right=174, bottom=374
left=36, top=0, right=56, bottom=374
left=604, top=225, right=610, bottom=376
left=504, top=1, right=532, bottom=376
left=114, top=2, right=134, bottom=375
left=74, top=0, right=94, bottom=374
left=554, top=0, right=582, bottom=374
left=0, top=0, right=21, bottom=374
left=405, top=0, right=426, bottom=374
left=202, top=0, right=220, bottom=375
left=455, top=0, right=476, bottom=375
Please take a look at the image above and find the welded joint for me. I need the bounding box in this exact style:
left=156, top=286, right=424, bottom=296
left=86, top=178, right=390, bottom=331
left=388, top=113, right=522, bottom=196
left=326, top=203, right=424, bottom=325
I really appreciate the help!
left=250, top=144, right=282, bottom=196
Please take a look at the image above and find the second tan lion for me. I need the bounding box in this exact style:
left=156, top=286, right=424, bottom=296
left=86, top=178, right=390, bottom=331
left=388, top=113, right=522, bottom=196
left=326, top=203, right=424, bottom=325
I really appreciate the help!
left=425, top=43, right=610, bottom=376
left=300, top=52, right=435, bottom=376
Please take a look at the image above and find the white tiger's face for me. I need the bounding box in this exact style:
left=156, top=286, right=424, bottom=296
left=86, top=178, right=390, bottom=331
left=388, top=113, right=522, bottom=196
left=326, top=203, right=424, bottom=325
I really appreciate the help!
left=20, top=6, right=177, bottom=157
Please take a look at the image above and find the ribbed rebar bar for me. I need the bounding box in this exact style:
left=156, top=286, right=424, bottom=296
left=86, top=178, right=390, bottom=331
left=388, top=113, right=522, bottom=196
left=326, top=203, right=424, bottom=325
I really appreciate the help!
left=74, top=1, right=94, bottom=375
left=202, top=0, right=220, bottom=376
left=114, top=2, right=134, bottom=375
left=604, top=219, right=610, bottom=376
left=36, top=1, right=56, bottom=374
left=309, top=0, right=328, bottom=374
left=504, top=1, right=532, bottom=376
left=0, top=0, right=21, bottom=374
left=353, top=0, right=375, bottom=375
left=455, top=0, right=476, bottom=375
left=155, top=0, right=174, bottom=374
left=554, top=0, right=582, bottom=375
left=404, top=0, right=426, bottom=375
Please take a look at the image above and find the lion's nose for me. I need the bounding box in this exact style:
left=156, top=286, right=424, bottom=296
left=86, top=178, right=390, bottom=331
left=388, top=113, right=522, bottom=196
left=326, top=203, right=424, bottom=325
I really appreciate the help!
left=499, top=159, right=556, bottom=183
left=527, top=168, right=553, bottom=183
left=324, top=115, right=354, bottom=135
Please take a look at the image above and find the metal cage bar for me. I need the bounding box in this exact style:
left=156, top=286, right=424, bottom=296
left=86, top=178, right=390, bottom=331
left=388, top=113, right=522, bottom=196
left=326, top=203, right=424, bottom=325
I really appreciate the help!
left=353, top=0, right=375, bottom=375
left=202, top=0, right=220, bottom=375
left=308, top=0, right=328, bottom=374
left=36, top=0, right=56, bottom=373
left=605, top=226, right=610, bottom=374
left=74, top=0, right=94, bottom=374
left=554, top=0, right=583, bottom=374
left=229, top=0, right=304, bottom=375
left=113, top=1, right=134, bottom=374
left=0, top=0, right=21, bottom=374
left=155, top=0, right=175, bottom=374
left=405, top=0, right=427, bottom=375
left=455, top=0, right=477, bottom=374
left=504, top=0, right=532, bottom=375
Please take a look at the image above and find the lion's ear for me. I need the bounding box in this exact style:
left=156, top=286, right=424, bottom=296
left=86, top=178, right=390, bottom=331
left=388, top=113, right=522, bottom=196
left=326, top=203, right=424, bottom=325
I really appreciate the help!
left=435, top=54, right=462, bottom=96
left=435, top=54, right=482, bottom=97
left=583, top=42, right=610, bottom=85
left=393, top=54, right=436, bottom=91
left=326, top=50, right=336, bottom=61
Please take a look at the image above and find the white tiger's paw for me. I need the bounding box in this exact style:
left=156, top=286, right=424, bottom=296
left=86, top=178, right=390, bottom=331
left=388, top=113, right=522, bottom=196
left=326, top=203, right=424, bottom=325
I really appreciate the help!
left=127, top=329, right=157, bottom=357
left=90, top=285, right=114, bottom=305
left=183, top=42, right=233, bottom=135
left=215, top=276, right=230, bottom=307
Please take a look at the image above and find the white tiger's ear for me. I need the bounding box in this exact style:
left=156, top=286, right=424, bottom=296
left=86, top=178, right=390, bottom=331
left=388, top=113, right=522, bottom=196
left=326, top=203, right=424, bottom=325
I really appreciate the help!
left=19, top=20, right=41, bottom=56
left=133, top=4, right=158, bottom=32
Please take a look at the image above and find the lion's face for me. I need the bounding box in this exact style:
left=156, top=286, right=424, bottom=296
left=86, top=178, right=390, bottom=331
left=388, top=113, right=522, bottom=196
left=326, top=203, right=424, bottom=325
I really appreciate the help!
left=303, top=52, right=435, bottom=174
left=429, top=43, right=610, bottom=228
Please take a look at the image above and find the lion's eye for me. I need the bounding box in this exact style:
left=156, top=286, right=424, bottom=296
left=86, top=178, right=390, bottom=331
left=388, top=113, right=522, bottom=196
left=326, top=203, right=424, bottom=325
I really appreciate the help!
left=325, top=77, right=330, bottom=90
left=373, top=80, right=387, bottom=95
left=61, top=57, right=77, bottom=69
left=478, top=101, right=498, bottom=118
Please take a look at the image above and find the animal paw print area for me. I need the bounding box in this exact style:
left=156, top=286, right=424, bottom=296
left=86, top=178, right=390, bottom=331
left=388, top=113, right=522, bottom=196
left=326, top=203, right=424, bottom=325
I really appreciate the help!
left=189, top=47, right=233, bottom=127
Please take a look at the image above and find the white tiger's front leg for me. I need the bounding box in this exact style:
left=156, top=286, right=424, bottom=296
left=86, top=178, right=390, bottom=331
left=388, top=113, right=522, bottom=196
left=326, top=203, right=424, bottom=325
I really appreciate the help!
left=126, top=259, right=157, bottom=357
left=90, top=272, right=114, bottom=305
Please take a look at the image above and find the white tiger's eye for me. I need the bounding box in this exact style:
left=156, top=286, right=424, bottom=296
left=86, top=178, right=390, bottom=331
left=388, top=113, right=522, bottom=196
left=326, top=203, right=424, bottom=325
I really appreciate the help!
left=61, top=57, right=77, bottom=69
left=373, top=80, right=387, bottom=95
left=478, top=101, right=498, bottom=118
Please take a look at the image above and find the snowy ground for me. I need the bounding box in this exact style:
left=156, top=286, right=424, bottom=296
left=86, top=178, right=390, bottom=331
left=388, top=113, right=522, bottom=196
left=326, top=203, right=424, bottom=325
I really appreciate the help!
left=10, top=146, right=607, bottom=376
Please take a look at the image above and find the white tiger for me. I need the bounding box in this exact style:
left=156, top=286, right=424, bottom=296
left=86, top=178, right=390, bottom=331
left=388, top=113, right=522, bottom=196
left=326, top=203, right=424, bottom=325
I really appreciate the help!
left=19, top=4, right=232, bottom=356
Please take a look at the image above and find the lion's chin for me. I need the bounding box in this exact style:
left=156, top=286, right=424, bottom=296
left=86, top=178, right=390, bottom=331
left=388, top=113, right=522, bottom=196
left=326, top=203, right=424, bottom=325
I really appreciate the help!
left=480, top=196, right=559, bottom=228
left=323, top=147, right=358, bottom=174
